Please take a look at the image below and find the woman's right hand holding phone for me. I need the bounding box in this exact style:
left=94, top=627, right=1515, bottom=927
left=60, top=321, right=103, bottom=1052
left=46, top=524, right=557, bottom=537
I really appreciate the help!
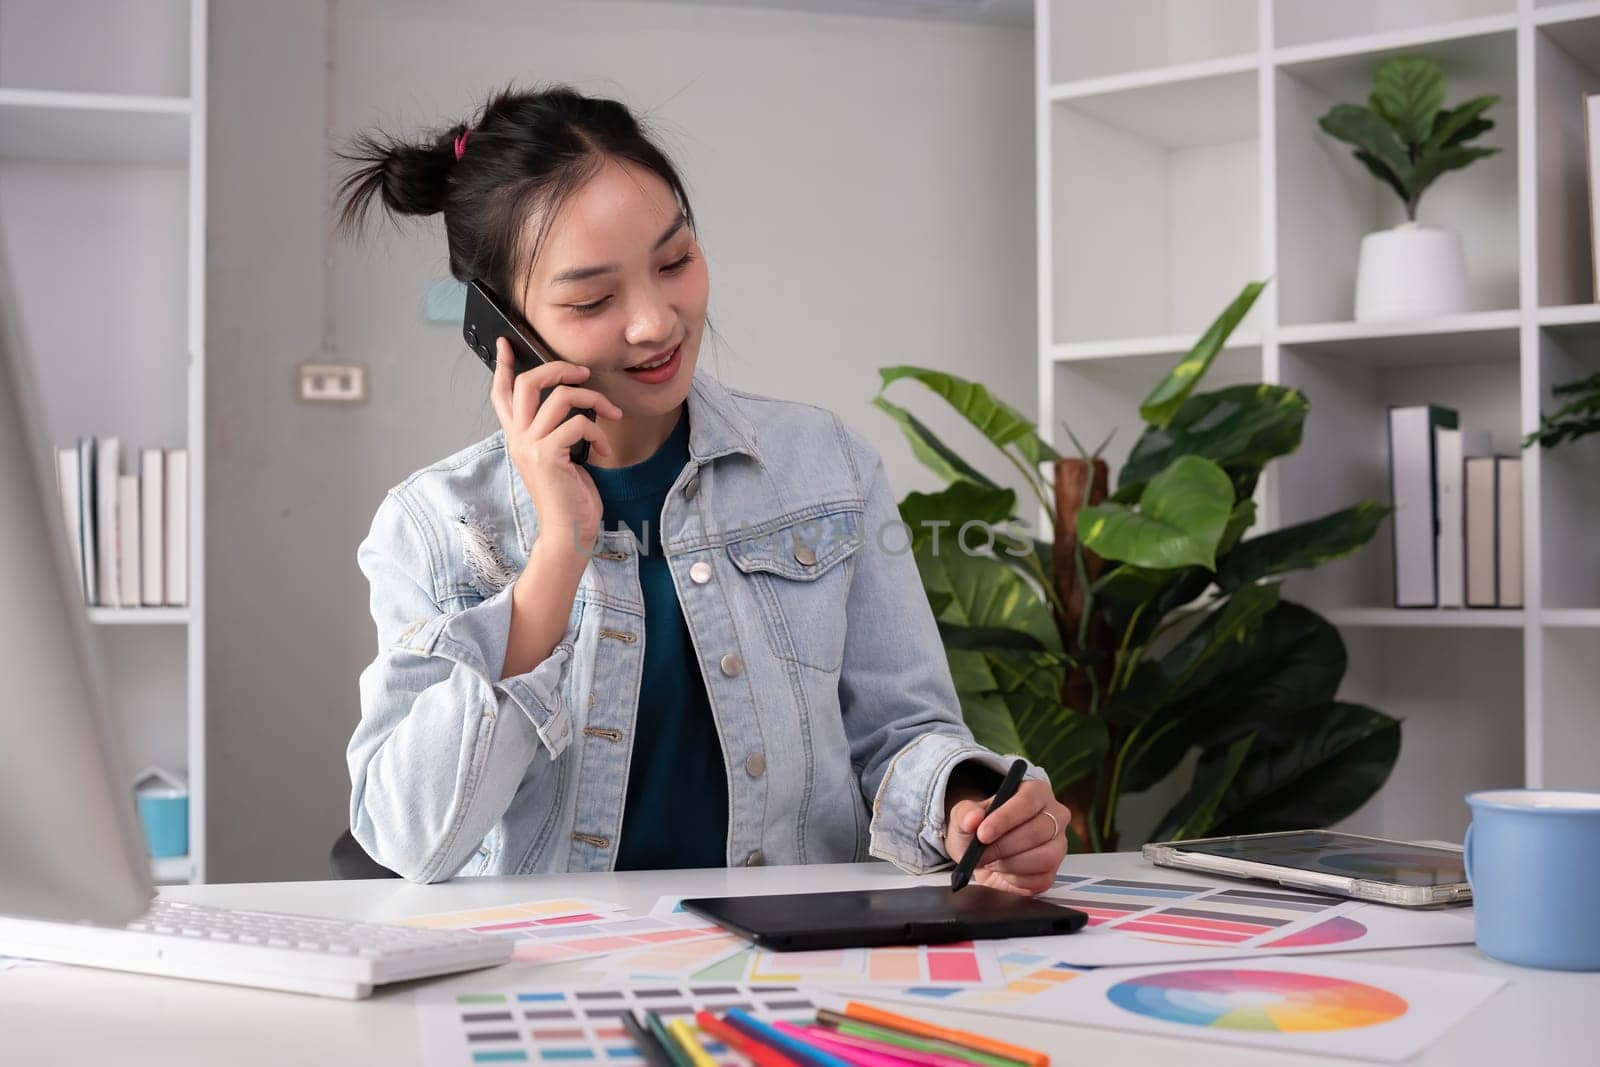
left=490, top=337, right=622, bottom=557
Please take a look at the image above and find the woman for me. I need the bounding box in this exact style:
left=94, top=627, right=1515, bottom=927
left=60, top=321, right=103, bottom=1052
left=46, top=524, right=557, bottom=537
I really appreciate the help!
left=336, top=84, right=1069, bottom=890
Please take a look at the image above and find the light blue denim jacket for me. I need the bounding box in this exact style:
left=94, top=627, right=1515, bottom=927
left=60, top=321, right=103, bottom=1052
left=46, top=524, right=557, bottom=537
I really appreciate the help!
left=347, top=369, right=1048, bottom=883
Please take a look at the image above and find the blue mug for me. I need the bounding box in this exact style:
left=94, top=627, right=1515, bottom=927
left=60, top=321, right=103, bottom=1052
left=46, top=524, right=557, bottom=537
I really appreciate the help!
left=1464, top=789, right=1600, bottom=971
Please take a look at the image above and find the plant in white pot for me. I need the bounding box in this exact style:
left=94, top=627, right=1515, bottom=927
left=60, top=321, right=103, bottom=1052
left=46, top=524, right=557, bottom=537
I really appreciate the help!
left=1318, top=57, right=1500, bottom=322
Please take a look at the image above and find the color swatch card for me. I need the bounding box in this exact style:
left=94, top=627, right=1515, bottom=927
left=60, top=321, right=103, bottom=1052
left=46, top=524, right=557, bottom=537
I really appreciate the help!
left=701, top=941, right=1003, bottom=989
left=896, top=955, right=1501, bottom=1063
left=417, top=982, right=827, bottom=1066
left=1023, top=872, right=1473, bottom=966
left=394, top=898, right=733, bottom=967
left=400, top=898, right=627, bottom=932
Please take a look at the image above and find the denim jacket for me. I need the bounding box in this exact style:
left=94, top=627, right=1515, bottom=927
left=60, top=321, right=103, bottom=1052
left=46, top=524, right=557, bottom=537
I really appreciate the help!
left=347, top=369, right=1048, bottom=883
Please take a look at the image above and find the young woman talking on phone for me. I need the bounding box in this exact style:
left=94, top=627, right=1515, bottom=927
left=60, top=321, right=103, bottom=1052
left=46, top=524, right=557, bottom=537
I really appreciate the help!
left=336, top=85, right=1069, bottom=890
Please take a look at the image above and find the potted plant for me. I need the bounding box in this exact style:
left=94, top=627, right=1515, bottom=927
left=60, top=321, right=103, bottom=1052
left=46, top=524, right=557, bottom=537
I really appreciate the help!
left=876, top=281, right=1401, bottom=850
left=1318, top=56, right=1500, bottom=322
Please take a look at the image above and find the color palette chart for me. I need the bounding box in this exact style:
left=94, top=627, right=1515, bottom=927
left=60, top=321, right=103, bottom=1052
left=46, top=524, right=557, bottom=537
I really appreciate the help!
left=416, top=983, right=825, bottom=1066
left=891, top=946, right=1086, bottom=1013
left=399, top=898, right=727, bottom=967
left=669, top=940, right=1003, bottom=989
left=1019, top=872, right=1473, bottom=966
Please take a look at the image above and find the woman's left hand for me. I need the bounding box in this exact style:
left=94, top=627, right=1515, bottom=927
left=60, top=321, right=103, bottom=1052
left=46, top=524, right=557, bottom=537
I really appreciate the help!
left=943, top=778, right=1070, bottom=896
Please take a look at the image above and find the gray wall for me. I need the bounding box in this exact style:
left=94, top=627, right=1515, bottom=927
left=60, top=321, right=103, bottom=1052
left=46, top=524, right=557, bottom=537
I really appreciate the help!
left=207, top=0, right=1036, bottom=881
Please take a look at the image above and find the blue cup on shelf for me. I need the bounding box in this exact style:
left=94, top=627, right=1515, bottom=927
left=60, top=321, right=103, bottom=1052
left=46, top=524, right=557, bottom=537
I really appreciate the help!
left=133, top=767, right=189, bottom=860
left=1465, top=789, right=1600, bottom=971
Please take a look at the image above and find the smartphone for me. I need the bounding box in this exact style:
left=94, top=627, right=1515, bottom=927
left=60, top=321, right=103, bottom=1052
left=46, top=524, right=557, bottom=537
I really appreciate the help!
left=462, top=278, right=594, bottom=465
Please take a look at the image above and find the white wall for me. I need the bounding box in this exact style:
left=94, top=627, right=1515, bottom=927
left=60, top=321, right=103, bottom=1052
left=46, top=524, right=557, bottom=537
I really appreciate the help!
left=207, top=0, right=1036, bottom=880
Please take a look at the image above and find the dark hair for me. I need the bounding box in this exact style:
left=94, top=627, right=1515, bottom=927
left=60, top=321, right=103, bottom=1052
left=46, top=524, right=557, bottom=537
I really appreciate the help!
left=335, top=83, right=699, bottom=314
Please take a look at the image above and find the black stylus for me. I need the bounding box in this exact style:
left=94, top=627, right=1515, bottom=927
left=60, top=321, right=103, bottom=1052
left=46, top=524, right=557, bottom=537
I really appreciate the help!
left=950, top=758, right=1028, bottom=893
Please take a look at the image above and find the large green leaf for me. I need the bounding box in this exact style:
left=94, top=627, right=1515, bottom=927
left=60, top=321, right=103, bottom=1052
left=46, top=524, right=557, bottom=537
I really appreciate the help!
left=960, top=692, right=1031, bottom=761
left=913, top=537, right=1061, bottom=652
left=1425, top=95, right=1497, bottom=152
left=1353, top=149, right=1411, bottom=206
left=1216, top=502, right=1390, bottom=593
left=873, top=395, right=999, bottom=491
left=1153, top=734, right=1256, bottom=842
left=1140, top=281, right=1267, bottom=428
left=937, top=620, right=1049, bottom=653
left=946, top=647, right=999, bottom=693
left=1370, top=57, right=1446, bottom=148
left=879, top=367, right=1058, bottom=466
left=1120, top=601, right=1346, bottom=792
left=1209, top=702, right=1402, bottom=835
left=899, top=482, right=1018, bottom=539
left=1118, top=385, right=1309, bottom=495
left=1411, top=144, right=1499, bottom=196
left=1318, top=104, right=1414, bottom=192
left=1079, top=456, right=1234, bottom=571
left=1108, top=580, right=1282, bottom=730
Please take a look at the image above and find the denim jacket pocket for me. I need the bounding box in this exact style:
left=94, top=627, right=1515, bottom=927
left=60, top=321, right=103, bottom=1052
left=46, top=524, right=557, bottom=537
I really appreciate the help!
left=726, top=509, right=864, bottom=672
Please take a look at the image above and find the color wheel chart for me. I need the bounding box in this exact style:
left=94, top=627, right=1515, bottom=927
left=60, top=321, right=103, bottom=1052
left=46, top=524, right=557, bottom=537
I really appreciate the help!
left=417, top=983, right=823, bottom=1066
left=1106, top=968, right=1408, bottom=1031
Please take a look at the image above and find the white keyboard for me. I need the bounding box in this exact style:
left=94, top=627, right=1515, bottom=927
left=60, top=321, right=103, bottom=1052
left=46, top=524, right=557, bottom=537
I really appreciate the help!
left=0, top=898, right=512, bottom=999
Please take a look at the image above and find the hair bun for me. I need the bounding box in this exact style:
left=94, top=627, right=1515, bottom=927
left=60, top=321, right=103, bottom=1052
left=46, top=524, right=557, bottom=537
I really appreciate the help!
left=334, top=128, right=458, bottom=234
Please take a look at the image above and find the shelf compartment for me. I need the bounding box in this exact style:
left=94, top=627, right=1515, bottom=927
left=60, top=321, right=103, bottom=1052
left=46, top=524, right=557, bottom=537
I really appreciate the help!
left=1276, top=338, right=1521, bottom=612
left=1535, top=15, right=1600, bottom=307
left=1536, top=324, right=1600, bottom=609
left=0, top=0, right=191, bottom=99
left=1540, top=629, right=1600, bottom=790
left=1051, top=69, right=1261, bottom=346
left=0, top=89, right=190, bottom=165
left=1048, top=0, right=1257, bottom=85
left=1333, top=627, right=1523, bottom=842
left=1275, top=29, right=1519, bottom=327
left=1050, top=332, right=1262, bottom=364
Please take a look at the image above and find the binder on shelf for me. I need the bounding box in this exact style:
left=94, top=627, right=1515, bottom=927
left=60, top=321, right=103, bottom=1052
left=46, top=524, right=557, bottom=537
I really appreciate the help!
left=1496, top=457, right=1524, bottom=608
left=165, top=448, right=188, bottom=607
left=76, top=437, right=98, bottom=607
left=1465, top=457, right=1499, bottom=608
left=95, top=436, right=120, bottom=608
left=1388, top=405, right=1458, bottom=608
left=117, top=475, right=140, bottom=608
left=55, top=447, right=85, bottom=601
left=140, top=449, right=165, bottom=607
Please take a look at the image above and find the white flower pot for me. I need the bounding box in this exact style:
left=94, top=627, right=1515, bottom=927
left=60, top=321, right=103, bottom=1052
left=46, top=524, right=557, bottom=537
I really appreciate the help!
left=1353, top=223, right=1470, bottom=322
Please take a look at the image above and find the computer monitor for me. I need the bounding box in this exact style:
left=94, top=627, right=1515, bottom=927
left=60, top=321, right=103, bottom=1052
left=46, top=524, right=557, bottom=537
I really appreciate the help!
left=0, top=303, right=153, bottom=925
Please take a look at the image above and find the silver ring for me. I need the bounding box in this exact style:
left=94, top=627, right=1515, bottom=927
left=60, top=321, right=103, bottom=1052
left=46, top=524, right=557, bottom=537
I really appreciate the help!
left=1043, top=810, right=1061, bottom=838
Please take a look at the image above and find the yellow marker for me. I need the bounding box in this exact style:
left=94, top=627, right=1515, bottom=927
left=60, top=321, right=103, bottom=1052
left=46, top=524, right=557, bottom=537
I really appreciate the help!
left=666, top=1019, right=718, bottom=1067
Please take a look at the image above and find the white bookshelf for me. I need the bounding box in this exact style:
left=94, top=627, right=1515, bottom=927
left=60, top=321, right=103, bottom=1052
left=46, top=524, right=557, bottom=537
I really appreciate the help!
left=0, top=0, right=207, bottom=883
left=1038, top=0, right=1600, bottom=844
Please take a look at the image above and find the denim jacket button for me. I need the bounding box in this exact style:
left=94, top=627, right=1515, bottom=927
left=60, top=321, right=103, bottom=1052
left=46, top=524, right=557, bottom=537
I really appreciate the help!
left=683, top=476, right=700, bottom=500
left=745, top=753, right=766, bottom=778
left=689, top=561, right=713, bottom=584
left=719, top=653, right=744, bottom=677
left=794, top=544, right=817, bottom=566
left=745, top=850, right=764, bottom=867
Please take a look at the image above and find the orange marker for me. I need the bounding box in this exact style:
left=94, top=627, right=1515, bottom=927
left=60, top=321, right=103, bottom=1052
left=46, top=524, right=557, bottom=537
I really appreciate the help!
left=842, top=1002, right=1048, bottom=1067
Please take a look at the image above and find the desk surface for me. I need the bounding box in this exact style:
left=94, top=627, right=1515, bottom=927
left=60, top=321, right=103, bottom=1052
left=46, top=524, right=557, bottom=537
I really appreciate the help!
left=3, top=852, right=1596, bottom=1066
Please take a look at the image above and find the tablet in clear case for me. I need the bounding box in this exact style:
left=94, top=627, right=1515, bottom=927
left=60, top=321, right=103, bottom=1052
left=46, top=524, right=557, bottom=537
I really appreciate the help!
left=1143, top=830, right=1472, bottom=907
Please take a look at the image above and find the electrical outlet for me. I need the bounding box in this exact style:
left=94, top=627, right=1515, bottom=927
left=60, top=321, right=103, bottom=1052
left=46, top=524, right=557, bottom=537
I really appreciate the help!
left=297, top=362, right=367, bottom=404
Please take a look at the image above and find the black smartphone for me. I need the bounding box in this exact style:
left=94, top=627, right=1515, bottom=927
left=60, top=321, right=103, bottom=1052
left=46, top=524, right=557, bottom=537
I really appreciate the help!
left=462, top=278, right=595, bottom=465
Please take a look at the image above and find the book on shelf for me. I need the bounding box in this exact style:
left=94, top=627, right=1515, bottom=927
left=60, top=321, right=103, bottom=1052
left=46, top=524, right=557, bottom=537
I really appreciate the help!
left=1435, top=427, right=1492, bottom=609
left=1496, top=456, right=1523, bottom=608
left=50, top=437, right=188, bottom=610
left=1388, top=405, right=1457, bottom=608
left=1464, top=455, right=1524, bottom=608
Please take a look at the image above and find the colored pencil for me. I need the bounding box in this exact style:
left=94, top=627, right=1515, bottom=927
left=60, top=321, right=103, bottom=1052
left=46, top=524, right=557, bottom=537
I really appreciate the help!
left=725, top=1008, right=854, bottom=1067
left=620, top=1009, right=676, bottom=1067
left=816, top=1013, right=1019, bottom=1067
left=787, top=1023, right=978, bottom=1067
left=666, top=1018, right=719, bottom=1067
left=646, top=1010, right=694, bottom=1067
left=774, top=1021, right=934, bottom=1067
left=843, top=1002, right=1048, bottom=1067
left=695, top=1010, right=800, bottom=1067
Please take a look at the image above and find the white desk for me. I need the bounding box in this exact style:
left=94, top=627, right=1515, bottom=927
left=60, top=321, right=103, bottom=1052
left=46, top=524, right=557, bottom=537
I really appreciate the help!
left=3, top=852, right=1596, bottom=1065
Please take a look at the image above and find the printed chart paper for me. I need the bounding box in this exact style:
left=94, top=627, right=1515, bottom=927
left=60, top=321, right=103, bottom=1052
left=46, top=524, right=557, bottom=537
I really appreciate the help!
left=1022, top=872, right=1473, bottom=966
left=393, top=898, right=735, bottom=966
left=417, top=982, right=827, bottom=1066
left=894, top=955, right=1502, bottom=1063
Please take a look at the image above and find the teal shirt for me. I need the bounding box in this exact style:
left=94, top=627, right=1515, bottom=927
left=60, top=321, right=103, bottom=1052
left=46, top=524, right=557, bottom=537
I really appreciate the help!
left=586, top=411, right=730, bottom=870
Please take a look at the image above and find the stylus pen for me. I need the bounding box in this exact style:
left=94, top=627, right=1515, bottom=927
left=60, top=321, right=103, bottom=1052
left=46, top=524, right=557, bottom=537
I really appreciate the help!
left=950, top=758, right=1028, bottom=893
left=725, top=1009, right=854, bottom=1067
left=621, top=1009, right=677, bottom=1067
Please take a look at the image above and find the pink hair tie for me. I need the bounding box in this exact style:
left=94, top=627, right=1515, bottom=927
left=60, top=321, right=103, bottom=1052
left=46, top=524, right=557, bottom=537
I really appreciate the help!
left=453, top=128, right=471, bottom=161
